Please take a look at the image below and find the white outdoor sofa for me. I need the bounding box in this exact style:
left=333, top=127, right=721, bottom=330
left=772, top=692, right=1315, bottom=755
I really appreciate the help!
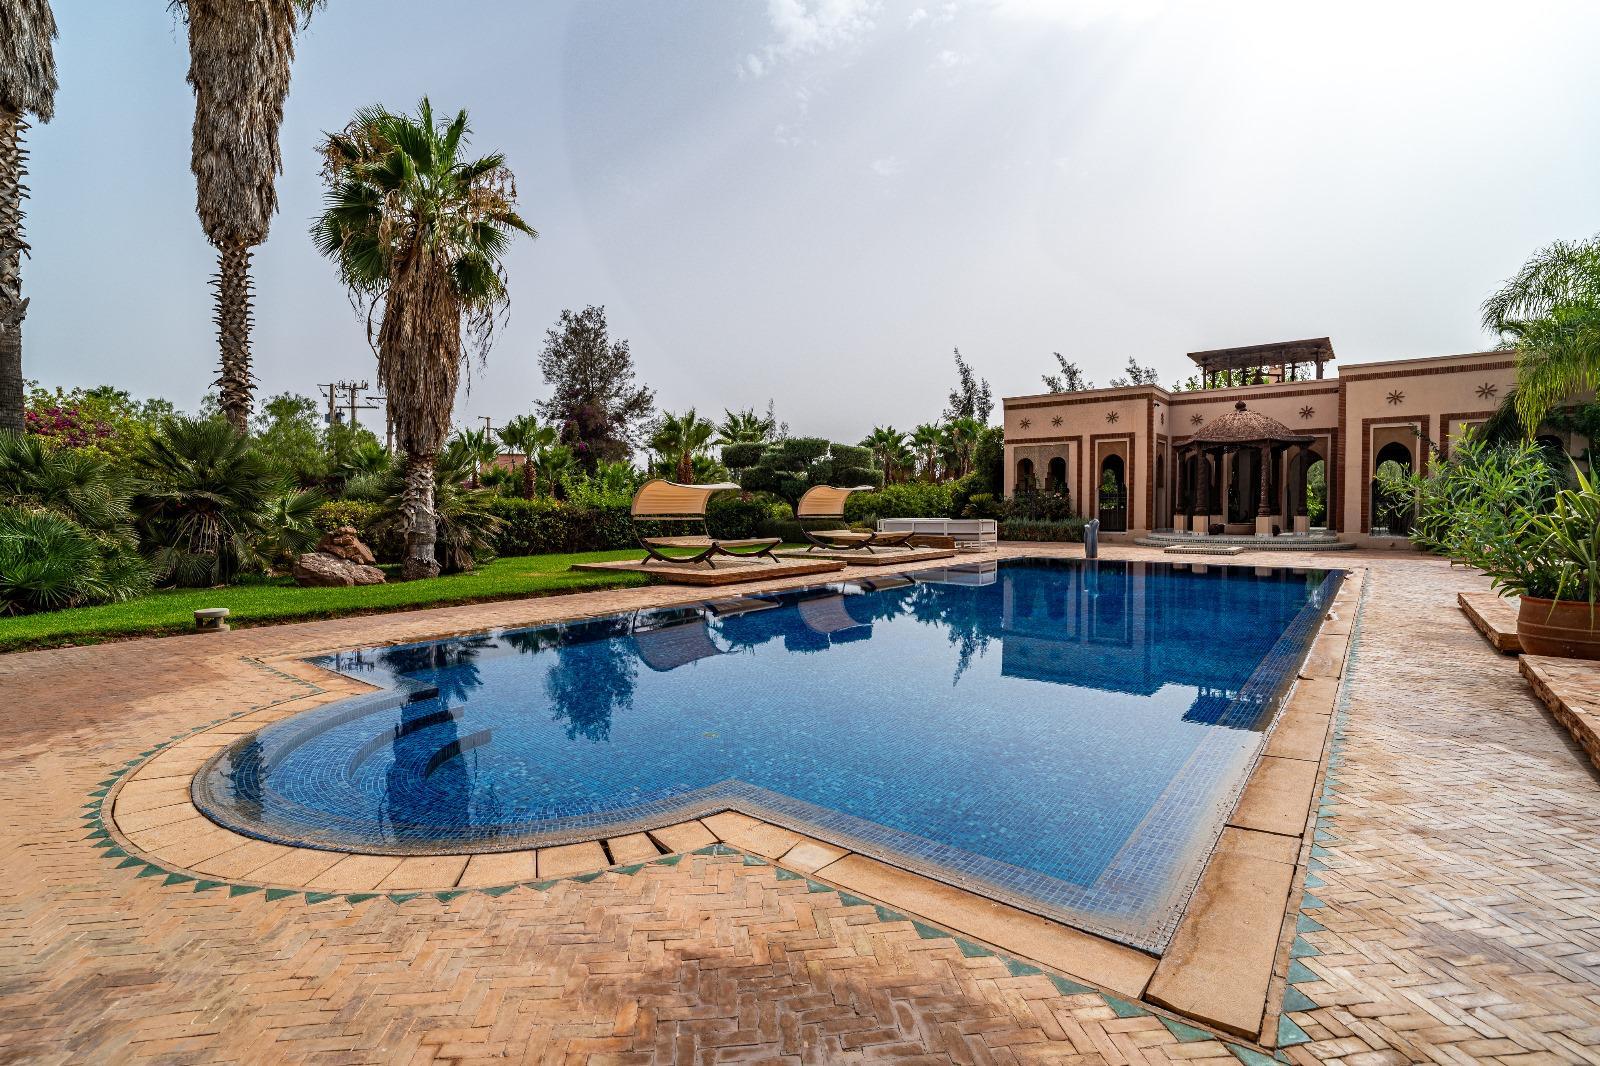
left=875, top=517, right=997, bottom=551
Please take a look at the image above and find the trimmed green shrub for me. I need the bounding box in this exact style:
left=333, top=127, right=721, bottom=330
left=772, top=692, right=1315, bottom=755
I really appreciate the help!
left=828, top=443, right=873, bottom=469
left=720, top=442, right=767, bottom=472
left=843, top=481, right=956, bottom=523
left=778, top=437, right=830, bottom=465
left=487, top=498, right=634, bottom=556
left=1000, top=517, right=1087, bottom=542
left=706, top=493, right=784, bottom=539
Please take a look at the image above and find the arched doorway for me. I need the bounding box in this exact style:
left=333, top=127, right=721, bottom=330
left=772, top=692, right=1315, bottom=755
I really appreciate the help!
left=1016, top=457, right=1037, bottom=493
left=1302, top=456, right=1326, bottom=527
left=1046, top=456, right=1067, bottom=495
left=1098, top=455, right=1127, bottom=532
left=1371, top=441, right=1413, bottom=534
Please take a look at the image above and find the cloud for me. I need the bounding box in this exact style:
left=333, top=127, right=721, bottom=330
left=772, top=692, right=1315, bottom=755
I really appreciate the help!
left=742, top=0, right=878, bottom=76
left=984, top=0, right=1164, bottom=26
left=933, top=48, right=971, bottom=68
left=907, top=7, right=928, bottom=26
left=870, top=156, right=905, bottom=177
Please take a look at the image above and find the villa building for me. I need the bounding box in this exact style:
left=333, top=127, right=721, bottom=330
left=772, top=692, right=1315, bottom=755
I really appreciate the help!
left=1001, top=340, right=1592, bottom=543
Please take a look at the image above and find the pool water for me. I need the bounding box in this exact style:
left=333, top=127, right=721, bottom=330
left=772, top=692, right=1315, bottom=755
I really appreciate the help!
left=196, top=558, right=1340, bottom=950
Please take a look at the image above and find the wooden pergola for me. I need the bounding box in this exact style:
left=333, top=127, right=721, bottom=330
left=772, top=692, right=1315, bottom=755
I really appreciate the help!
left=1187, top=338, right=1334, bottom=389
left=1180, top=401, right=1316, bottom=533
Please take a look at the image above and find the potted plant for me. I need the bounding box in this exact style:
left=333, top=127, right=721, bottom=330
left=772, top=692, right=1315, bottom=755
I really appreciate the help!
left=1470, top=463, right=1600, bottom=659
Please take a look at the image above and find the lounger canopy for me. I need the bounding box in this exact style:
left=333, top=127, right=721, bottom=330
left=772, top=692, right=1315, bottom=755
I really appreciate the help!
left=794, top=484, right=914, bottom=553
left=633, top=480, right=742, bottom=517
left=795, top=484, right=876, bottom=519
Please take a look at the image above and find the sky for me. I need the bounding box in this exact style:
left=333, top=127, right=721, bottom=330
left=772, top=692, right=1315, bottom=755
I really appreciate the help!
left=22, top=0, right=1600, bottom=442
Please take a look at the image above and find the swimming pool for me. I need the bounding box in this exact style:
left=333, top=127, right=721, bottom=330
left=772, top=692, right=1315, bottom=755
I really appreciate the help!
left=196, top=557, right=1340, bottom=950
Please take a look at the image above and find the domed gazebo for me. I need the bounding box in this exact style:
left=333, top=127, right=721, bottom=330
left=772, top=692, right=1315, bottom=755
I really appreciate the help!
left=1179, top=401, right=1315, bottom=536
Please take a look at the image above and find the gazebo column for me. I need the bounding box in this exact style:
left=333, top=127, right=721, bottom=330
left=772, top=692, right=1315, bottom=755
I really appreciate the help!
left=1255, top=443, right=1273, bottom=537
left=1192, top=450, right=1210, bottom=534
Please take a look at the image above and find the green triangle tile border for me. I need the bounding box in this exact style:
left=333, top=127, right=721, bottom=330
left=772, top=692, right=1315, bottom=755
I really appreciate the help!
left=228, top=885, right=261, bottom=898
left=1277, top=1014, right=1312, bottom=1047
left=116, top=857, right=145, bottom=870
left=344, top=893, right=378, bottom=904
left=92, top=838, right=118, bottom=849
left=1003, top=958, right=1042, bottom=978
left=1282, top=986, right=1318, bottom=1013
left=652, top=854, right=683, bottom=867
left=912, top=920, right=948, bottom=940
left=1296, top=915, right=1326, bottom=933
left=1303, top=873, right=1324, bottom=889
left=103, top=847, right=126, bottom=859
left=192, top=880, right=224, bottom=893
left=162, top=873, right=194, bottom=887
left=136, top=864, right=167, bottom=878
left=1310, top=846, right=1333, bottom=860
left=529, top=880, right=557, bottom=891
left=1301, top=893, right=1325, bottom=909
left=614, top=863, right=645, bottom=877
left=433, top=891, right=464, bottom=903
left=1049, top=974, right=1094, bottom=996
left=1103, top=995, right=1146, bottom=1018
left=264, top=888, right=298, bottom=902
left=1159, top=1016, right=1214, bottom=1043
left=1307, top=857, right=1328, bottom=871
left=1289, top=936, right=1321, bottom=958
left=873, top=905, right=906, bottom=924
left=387, top=893, right=419, bottom=904
left=806, top=880, right=832, bottom=893
left=568, top=871, right=602, bottom=884
left=954, top=938, right=992, bottom=958
left=479, top=885, right=516, bottom=897
left=303, top=891, right=336, bottom=904
left=1228, top=1043, right=1279, bottom=1066
left=838, top=892, right=870, bottom=908
left=741, top=854, right=767, bottom=866
left=1286, top=960, right=1319, bottom=985
left=774, top=867, right=803, bottom=881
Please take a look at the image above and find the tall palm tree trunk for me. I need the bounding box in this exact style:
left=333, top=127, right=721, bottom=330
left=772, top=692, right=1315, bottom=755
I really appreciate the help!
left=521, top=458, right=536, bottom=499
left=0, top=109, right=30, bottom=434
left=400, top=452, right=439, bottom=581
left=214, top=242, right=254, bottom=432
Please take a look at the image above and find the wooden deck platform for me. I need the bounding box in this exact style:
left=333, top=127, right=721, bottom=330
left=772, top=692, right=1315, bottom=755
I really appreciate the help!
left=570, top=555, right=846, bottom=586
left=774, top=547, right=957, bottom=567
left=1459, top=591, right=1521, bottom=653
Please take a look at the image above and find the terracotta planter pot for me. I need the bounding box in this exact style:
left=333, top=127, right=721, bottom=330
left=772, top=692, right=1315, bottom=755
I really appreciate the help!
left=1516, top=596, right=1600, bottom=660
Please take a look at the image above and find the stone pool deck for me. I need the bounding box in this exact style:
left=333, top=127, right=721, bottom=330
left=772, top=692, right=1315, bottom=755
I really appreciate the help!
left=1, top=545, right=1596, bottom=1063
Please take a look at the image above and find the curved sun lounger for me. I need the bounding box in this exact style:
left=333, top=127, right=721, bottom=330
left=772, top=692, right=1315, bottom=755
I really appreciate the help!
left=796, top=485, right=916, bottom=553
left=631, top=479, right=781, bottom=567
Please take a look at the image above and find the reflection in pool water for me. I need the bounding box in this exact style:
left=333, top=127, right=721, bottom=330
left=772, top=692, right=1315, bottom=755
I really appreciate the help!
left=196, top=558, right=1339, bottom=950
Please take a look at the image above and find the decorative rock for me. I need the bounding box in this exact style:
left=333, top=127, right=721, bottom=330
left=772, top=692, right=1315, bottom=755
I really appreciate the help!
left=315, top=526, right=376, bottom=565
left=292, top=551, right=386, bottom=588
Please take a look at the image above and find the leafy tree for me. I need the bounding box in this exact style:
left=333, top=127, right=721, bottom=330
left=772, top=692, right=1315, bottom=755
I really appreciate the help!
left=649, top=408, right=716, bottom=483
left=739, top=438, right=879, bottom=504
left=252, top=392, right=326, bottom=486
left=312, top=98, right=536, bottom=579
left=944, top=347, right=993, bottom=424
left=1109, top=357, right=1161, bottom=387
left=1041, top=353, right=1091, bottom=393
left=1481, top=235, right=1600, bottom=432
left=133, top=417, right=277, bottom=587
left=0, top=0, right=57, bottom=434
left=535, top=305, right=654, bottom=471
left=496, top=412, right=557, bottom=499
left=174, top=0, right=325, bottom=432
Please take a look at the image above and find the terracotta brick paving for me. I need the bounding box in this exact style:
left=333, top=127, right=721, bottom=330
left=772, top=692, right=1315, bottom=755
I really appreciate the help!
left=0, top=545, right=1596, bottom=1063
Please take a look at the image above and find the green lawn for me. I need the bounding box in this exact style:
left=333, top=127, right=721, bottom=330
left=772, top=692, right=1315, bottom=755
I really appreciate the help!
left=0, top=550, right=654, bottom=653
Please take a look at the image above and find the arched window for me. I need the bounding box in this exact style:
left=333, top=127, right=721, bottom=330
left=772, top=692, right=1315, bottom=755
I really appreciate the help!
left=1016, top=457, right=1037, bottom=493
left=1046, top=456, right=1067, bottom=493
left=1371, top=441, right=1413, bottom=534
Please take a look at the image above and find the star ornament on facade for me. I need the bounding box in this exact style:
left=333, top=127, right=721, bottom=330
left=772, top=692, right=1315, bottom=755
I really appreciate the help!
left=1105, top=411, right=1119, bottom=424
left=1019, top=418, right=1031, bottom=429
left=1386, top=389, right=1405, bottom=406
left=1190, top=413, right=1203, bottom=426
left=1476, top=382, right=1498, bottom=400
left=1051, top=415, right=1063, bottom=427
left=1299, top=405, right=1315, bottom=420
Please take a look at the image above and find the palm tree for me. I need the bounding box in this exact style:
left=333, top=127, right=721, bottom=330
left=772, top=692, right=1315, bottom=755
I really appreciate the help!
left=312, top=99, right=536, bottom=579
left=444, top=426, right=498, bottom=487
left=175, top=0, right=325, bottom=433
left=0, top=0, right=57, bottom=434
left=650, top=408, right=716, bottom=483
left=1482, top=235, right=1600, bottom=432
left=942, top=417, right=982, bottom=479
left=862, top=426, right=906, bottom=484
left=497, top=413, right=556, bottom=499
left=911, top=422, right=943, bottom=481
left=715, top=406, right=776, bottom=445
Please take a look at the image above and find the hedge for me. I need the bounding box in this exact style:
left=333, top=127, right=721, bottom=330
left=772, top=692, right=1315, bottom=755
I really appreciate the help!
left=999, top=517, right=1087, bottom=542
left=843, top=481, right=957, bottom=523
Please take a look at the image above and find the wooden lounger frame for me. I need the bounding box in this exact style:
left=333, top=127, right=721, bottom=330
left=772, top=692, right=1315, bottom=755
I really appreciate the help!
left=631, top=479, right=780, bottom=567
left=795, top=485, right=915, bottom=553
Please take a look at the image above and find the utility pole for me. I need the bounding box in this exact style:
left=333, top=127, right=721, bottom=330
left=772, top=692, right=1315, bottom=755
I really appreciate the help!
left=317, top=382, right=340, bottom=425
left=479, top=415, right=495, bottom=435
left=316, top=380, right=382, bottom=431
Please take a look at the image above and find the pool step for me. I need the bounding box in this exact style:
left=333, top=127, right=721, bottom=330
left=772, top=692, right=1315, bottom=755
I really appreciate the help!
left=1162, top=544, right=1246, bottom=556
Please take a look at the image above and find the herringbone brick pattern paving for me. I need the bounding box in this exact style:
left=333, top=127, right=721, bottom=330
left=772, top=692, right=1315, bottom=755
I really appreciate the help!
left=1, top=546, right=1597, bottom=1063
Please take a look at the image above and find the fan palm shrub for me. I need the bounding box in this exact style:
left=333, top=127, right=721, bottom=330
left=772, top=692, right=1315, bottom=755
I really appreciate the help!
left=174, top=0, right=325, bottom=431
left=0, top=0, right=57, bottom=433
left=256, top=487, right=326, bottom=569
left=133, top=417, right=277, bottom=586
left=649, top=409, right=716, bottom=483
left=312, top=98, right=536, bottom=579
left=1482, top=235, right=1600, bottom=432
left=371, top=449, right=500, bottom=574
